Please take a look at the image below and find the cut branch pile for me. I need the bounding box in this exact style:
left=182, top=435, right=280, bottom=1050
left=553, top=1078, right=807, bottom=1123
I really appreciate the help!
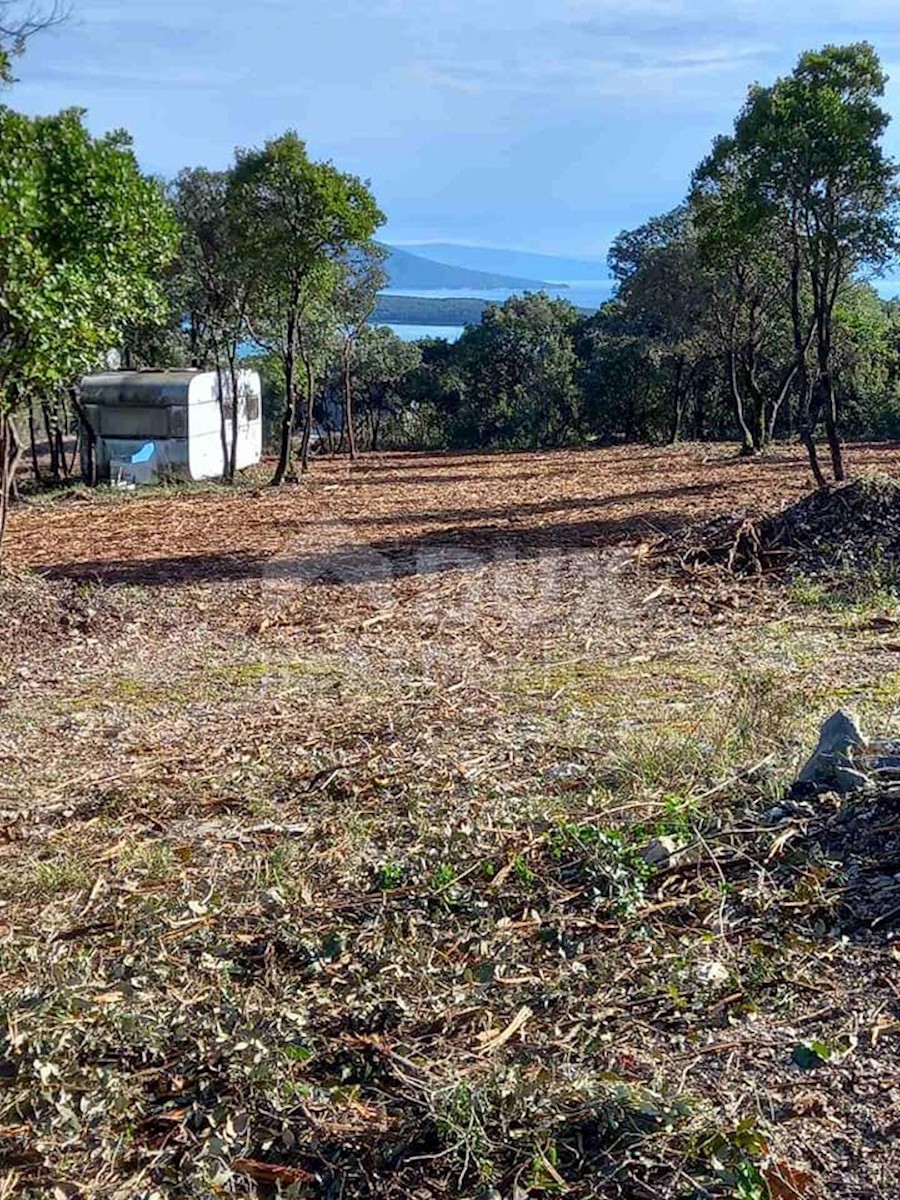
left=664, top=473, right=900, bottom=587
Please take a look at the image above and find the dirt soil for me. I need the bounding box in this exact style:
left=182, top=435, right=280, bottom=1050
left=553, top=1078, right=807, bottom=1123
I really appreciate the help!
left=10, top=443, right=900, bottom=581
left=2, top=443, right=900, bottom=1199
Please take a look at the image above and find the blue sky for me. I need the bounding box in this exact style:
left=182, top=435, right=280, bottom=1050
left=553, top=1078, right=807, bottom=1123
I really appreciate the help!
left=10, top=0, right=900, bottom=258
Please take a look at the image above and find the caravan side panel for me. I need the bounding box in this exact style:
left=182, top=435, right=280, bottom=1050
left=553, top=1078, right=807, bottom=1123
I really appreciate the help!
left=233, top=371, right=263, bottom=470
left=186, top=371, right=263, bottom=479
left=187, top=374, right=228, bottom=481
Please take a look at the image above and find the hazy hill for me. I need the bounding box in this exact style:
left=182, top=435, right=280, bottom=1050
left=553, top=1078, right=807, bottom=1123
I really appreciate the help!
left=398, top=243, right=608, bottom=283
left=382, top=244, right=553, bottom=292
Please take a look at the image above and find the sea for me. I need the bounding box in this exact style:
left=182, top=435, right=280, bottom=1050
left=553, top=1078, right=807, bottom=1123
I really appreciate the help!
left=378, top=280, right=616, bottom=342
left=380, top=277, right=900, bottom=343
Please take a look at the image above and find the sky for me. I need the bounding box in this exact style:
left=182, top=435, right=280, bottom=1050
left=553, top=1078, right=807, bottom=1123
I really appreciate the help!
left=9, top=0, right=900, bottom=259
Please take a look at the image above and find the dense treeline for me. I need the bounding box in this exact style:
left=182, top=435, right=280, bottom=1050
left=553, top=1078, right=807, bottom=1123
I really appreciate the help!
left=2, top=21, right=900, bottom=556
left=371, top=294, right=489, bottom=327
left=219, top=43, right=900, bottom=474
left=369, top=229, right=900, bottom=457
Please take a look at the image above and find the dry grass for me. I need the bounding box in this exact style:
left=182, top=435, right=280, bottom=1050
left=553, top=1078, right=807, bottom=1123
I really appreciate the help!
left=1, top=444, right=900, bottom=1198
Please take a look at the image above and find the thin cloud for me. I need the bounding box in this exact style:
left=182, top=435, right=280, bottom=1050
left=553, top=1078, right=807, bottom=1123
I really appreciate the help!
left=11, top=0, right=900, bottom=255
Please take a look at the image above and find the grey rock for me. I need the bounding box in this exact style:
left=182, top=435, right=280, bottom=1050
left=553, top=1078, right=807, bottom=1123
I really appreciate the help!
left=642, top=835, right=682, bottom=867
left=642, top=835, right=699, bottom=867
left=832, top=766, right=873, bottom=794
left=796, top=709, right=871, bottom=794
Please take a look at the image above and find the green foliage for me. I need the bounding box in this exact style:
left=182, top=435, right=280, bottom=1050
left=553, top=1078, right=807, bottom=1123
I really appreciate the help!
left=0, top=101, right=177, bottom=545
left=372, top=294, right=487, bottom=326
left=547, top=822, right=652, bottom=915
left=375, top=862, right=404, bottom=890
left=349, top=325, right=422, bottom=449
left=0, top=105, right=178, bottom=412
left=228, top=131, right=385, bottom=478
left=168, top=167, right=250, bottom=368
left=447, top=291, right=583, bottom=448
left=693, top=42, right=900, bottom=480
left=429, top=862, right=457, bottom=891
left=5, top=34, right=900, bottom=498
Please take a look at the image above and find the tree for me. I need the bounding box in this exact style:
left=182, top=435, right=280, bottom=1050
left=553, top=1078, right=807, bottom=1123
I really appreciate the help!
left=703, top=43, right=900, bottom=484
left=576, top=301, right=666, bottom=444
left=171, top=167, right=256, bottom=481
left=351, top=326, right=422, bottom=451
left=692, top=148, right=801, bottom=455
left=454, top=293, right=582, bottom=448
left=0, top=105, right=177, bottom=545
left=608, top=209, right=714, bottom=443
left=332, top=243, right=386, bottom=459
left=229, top=133, right=384, bottom=482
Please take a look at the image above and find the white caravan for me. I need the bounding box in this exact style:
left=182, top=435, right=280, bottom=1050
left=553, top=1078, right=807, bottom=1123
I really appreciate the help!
left=79, top=368, right=262, bottom=484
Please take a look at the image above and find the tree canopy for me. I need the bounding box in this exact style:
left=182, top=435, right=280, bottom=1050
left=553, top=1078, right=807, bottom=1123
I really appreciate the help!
left=229, top=133, right=385, bottom=480
left=0, top=105, right=177, bottom=541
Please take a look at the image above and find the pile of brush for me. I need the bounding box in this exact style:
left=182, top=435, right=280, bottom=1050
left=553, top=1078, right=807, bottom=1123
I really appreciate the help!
left=668, top=474, right=900, bottom=588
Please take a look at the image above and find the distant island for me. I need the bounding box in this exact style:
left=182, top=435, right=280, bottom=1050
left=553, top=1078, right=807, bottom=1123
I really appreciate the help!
left=381, top=244, right=559, bottom=292
left=373, top=294, right=489, bottom=327
left=374, top=293, right=596, bottom=328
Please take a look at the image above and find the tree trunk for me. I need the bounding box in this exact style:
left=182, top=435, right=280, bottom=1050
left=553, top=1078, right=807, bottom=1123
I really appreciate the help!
left=816, top=287, right=843, bottom=483
left=0, top=414, right=8, bottom=557
left=343, top=339, right=357, bottom=461
left=0, top=411, right=19, bottom=557
left=801, top=383, right=827, bottom=490
left=71, top=389, right=98, bottom=486
left=56, top=422, right=68, bottom=480
left=42, top=401, right=61, bottom=481
left=787, top=211, right=826, bottom=486
left=668, top=358, right=686, bottom=444
left=227, top=353, right=240, bottom=482
left=744, top=354, right=767, bottom=453
left=299, top=353, right=315, bottom=474
left=213, top=346, right=232, bottom=483
left=28, top=402, right=41, bottom=485
left=272, top=339, right=296, bottom=487
left=728, top=348, right=756, bottom=455
left=767, top=363, right=800, bottom=445
left=821, top=373, right=844, bottom=482
left=7, top=418, right=21, bottom=503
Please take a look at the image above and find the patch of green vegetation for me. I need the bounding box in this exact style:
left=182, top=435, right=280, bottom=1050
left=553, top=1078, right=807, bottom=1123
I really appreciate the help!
left=376, top=862, right=404, bottom=890
left=261, top=840, right=311, bottom=902
left=719, top=667, right=811, bottom=761
left=652, top=793, right=697, bottom=841
left=106, top=674, right=195, bottom=707
left=547, top=822, right=652, bottom=914
left=432, top=1082, right=494, bottom=1180
left=787, top=576, right=839, bottom=608
left=429, top=862, right=457, bottom=892
left=501, top=657, right=718, bottom=718
left=788, top=569, right=900, bottom=611
left=524, top=1140, right=567, bottom=1194
left=117, top=839, right=179, bottom=882
left=207, top=659, right=338, bottom=687
left=15, top=856, right=93, bottom=900
left=511, top=853, right=538, bottom=885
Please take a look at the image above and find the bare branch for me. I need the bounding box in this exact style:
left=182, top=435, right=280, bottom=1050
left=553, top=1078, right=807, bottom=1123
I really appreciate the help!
left=0, top=0, right=68, bottom=54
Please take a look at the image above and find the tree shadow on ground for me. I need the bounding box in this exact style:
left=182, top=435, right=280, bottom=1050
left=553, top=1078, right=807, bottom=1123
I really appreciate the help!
left=322, top=480, right=725, bottom=528
left=39, top=506, right=693, bottom=589
left=341, top=472, right=505, bottom=487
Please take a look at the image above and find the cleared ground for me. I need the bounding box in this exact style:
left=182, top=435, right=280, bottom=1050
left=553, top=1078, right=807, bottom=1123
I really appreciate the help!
left=1, top=444, right=900, bottom=1198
